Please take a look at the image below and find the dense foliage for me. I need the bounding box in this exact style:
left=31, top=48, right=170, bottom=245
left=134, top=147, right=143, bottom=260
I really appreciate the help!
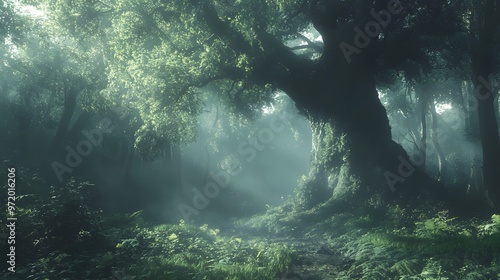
left=1, top=0, right=500, bottom=279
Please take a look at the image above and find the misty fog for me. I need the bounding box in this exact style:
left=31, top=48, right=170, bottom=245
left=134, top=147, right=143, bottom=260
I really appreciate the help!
left=2, top=0, right=500, bottom=279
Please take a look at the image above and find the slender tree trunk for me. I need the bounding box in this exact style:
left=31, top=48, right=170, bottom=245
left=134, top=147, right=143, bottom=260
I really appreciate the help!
left=17, top=90, right=33, bottom=157
left=67, top=110, right=91, bottom=140
left=464, top=80, right=481, bottom=143
left=123, top=142, right=134, bottom=181
left=51, top=87, right=79, bottom=149
left=430, top=100, right=445, bottom=181
left=17, top=113, right=31, bottom=157
left=462, top=81, right=472, bottom=139
left=495, top=93, right=500, bottom=131
left=415, top=85, right=428, bottom=172
left=170, top=144, right=183, bottom=194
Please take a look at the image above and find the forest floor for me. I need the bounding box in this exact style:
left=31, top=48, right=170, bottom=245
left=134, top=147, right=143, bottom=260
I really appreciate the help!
left=2, top=203, right=500, bottom=280
left=2, top=173, right=500, bottom=279
left=220, top=229, right=354, bottom=280
left=229, top=203, right=500, bottom=280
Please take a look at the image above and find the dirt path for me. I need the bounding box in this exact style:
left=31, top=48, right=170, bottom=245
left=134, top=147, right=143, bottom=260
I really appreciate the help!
left=219, top=225, right=361, bottom=280
left=278, top=237, right=355, bottom=280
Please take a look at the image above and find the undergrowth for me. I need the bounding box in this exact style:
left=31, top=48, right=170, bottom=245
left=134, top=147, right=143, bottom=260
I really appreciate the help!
left=115, top=221, right=294, bottom=280
left=3, top=165, right=500, bottom=279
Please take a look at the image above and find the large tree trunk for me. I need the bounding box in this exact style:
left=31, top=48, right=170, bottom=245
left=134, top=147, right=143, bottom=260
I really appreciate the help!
left=295, top=117, right=358, bottom=210
left=469, top=0, right=500, bottom=210
left=241, top=1, right=441, bottom=211
left=473, top=72, right=500, bottom=208
left=294, top=66, right=425, bottom=210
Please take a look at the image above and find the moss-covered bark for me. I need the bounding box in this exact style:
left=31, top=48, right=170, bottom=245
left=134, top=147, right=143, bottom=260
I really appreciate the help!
left=293, top=67, right=426, bottom=212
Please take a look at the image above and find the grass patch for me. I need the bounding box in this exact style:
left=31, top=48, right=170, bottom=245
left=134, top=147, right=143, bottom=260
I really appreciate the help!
left=117, top=221, right=294, bottom=279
